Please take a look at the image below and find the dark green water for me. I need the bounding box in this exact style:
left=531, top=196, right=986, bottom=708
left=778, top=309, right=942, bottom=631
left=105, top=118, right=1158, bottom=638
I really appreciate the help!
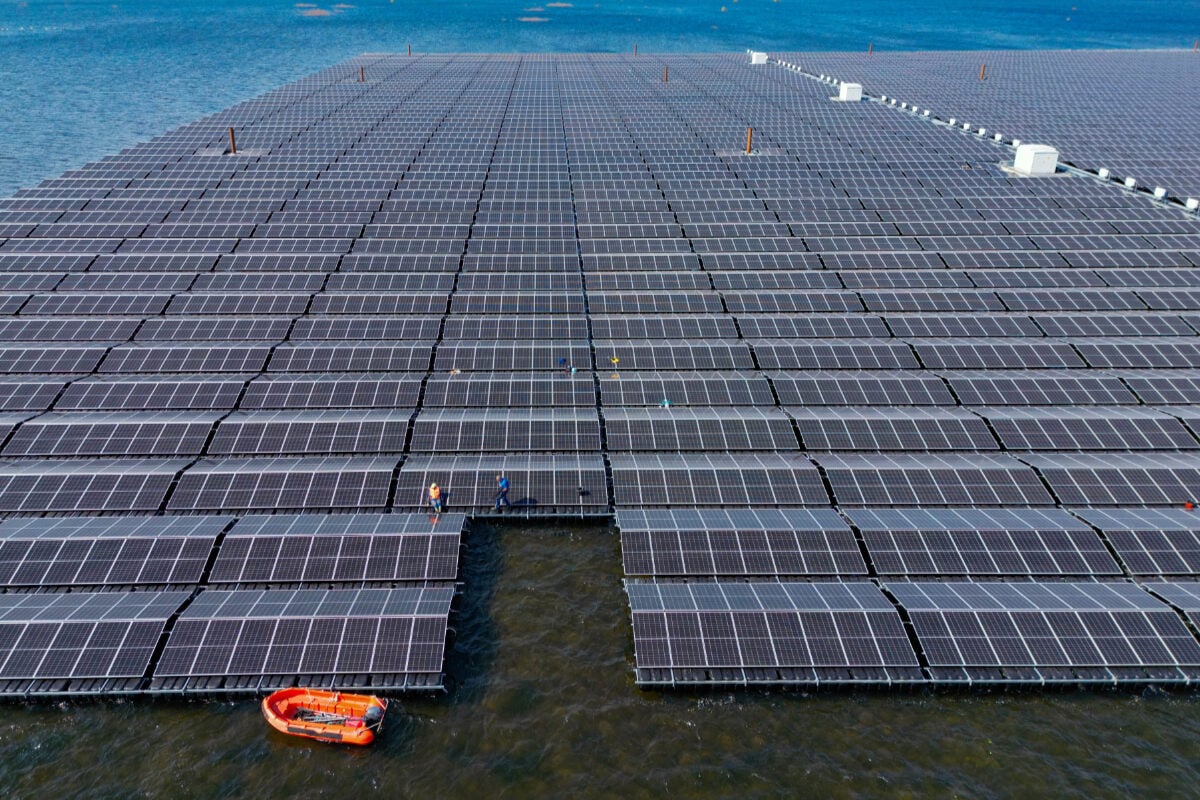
left=2, top=521, right=1198, bottom=799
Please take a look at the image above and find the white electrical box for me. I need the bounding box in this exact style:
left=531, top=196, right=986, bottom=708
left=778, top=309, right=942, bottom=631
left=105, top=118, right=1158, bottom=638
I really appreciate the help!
left=1013, top=144, right=1059, bottom=177
left=750, top=51, right=768, bottom=65
left=834, top=82, right=862, bottom=102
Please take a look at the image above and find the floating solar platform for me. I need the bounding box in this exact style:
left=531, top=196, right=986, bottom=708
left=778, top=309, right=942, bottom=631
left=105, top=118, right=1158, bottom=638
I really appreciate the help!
left=626, top=580, right=922, bottom=687
left=847, top=508, right=1120, bottom=577
left=151, top=586, right=455, bottom=694
left=0, top=515, right=230, bottom=588
left=617, top=508, right=865, bottom=577
left=5, top=51, right=1200, bottom=693
left=0, top=591, right=188, bottom=696
left=209, top=513, right=464, bottom=585
left=886, top=581, right=1200, bottom=685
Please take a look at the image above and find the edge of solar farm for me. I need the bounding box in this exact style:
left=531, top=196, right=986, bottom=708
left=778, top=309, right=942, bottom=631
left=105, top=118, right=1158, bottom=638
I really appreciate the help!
left=3, top=52, right=1200, bottom=697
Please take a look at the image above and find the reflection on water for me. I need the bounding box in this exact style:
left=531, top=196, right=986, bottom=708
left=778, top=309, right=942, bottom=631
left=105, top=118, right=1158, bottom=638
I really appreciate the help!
left=2, top=520, right=1198, bottom=798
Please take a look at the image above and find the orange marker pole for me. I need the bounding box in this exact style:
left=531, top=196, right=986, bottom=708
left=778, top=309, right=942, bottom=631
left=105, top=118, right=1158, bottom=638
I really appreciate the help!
left=664, top=66, right=669, bottom=82
left=359, top=66, right=365, bottom=82
left=228, top=127, right=237, bottom=155
left=745, top=127, right=753, bottom=155
left=867, top=42, right=873, bottom=55
left=979, top=63, right=986, bottom=80
left=1194, top=39, right=1198, bottom=52
left=633, top=43, right=638, bottom=56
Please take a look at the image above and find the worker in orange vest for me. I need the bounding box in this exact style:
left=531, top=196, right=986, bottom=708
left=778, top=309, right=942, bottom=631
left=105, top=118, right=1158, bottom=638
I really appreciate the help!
left=428, top=482, right=443, bottom=514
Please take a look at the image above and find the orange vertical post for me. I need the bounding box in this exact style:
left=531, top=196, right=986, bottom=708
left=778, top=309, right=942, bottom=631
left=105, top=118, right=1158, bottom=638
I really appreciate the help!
left=867, top=42, right=873, bottom=55
left=228, top=127, right=237, bottom=155
left=745, top=127, right=753, bottom=155
left=359, top=66, right=365, bottom=82
left=979, top=63, right=986, bottom=80
left=664, top=66, right=669, bottom=82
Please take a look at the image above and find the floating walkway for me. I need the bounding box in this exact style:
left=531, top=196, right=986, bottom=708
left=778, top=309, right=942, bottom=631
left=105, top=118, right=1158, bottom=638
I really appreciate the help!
left=1, top=53, right=1200, bottom=694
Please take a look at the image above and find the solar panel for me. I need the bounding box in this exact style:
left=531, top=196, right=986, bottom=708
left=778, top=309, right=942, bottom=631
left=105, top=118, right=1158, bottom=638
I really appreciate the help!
left=938, top=370, right=1138, bottom=405
left=240, top=374, right=423, bottom=410
left=610, top=453, right=828, bottom=507
left=770, top=371, right=954, bottom=406
left=410, top=409, right=601, bottom=453
left=1146, top=582, right=1200, bottom=628
left=595, top=340, right=755, bottom=371
left=816, top=452, right=1054, bottom=506
left=626, top=580, right=921, bottom=686
left=0, top=458, right=186, bottom=512
left=617, top=508, right=865, bottom=576
left=0, top=515, right=228, bottom=587
left=790, top=407, right=996, bottom=451
left=605, top=408, right=799, bottom=452
left=153, top=586, right=453, bottom=690
left=1073, top=508, right=1200, bottom=575
left=599, top=371, right=775, bottom=407
left=751, top=340, right=918, bottom=370
left=3, top=411, right=221, bottom=457
left=0, top=591, right=187, bottom=689
left=168, top=456, right=397, bottom=511
left=208, top=410, right=412, bottom=455
left=847, top=508, right=1119, bottom=576
left=975, top=406, right=1196, bottom=450
left=209, top=513, right=463, bottom=584
left=1021, top=452, right=1200, bottom=506
left=9, top=51, right=1200, bottom=695
left=886, top=581, right=1200, bottom=683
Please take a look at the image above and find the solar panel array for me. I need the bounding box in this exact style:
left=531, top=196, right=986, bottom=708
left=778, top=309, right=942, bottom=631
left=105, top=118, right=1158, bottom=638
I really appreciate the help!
left=0, top=512, right=462, bottom=695
left=787, top=50, right=1200, bottom=198
left=3, top=52, right=1200, bottom=692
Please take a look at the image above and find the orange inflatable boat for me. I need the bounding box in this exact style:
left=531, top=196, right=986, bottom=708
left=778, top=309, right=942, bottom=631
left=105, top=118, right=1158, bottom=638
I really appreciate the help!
left=261, top=688, right=388, bottom=746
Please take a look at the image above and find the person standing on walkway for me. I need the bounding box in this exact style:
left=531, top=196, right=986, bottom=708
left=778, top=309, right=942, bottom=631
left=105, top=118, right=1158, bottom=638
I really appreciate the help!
left=428, top=482, right=443, bottom=514
left=495, top=474, right=511, bottom=511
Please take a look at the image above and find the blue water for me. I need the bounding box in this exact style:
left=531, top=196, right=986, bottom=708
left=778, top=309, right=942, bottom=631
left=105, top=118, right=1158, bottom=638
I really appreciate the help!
left=0, top=0, right=1197, bottom=196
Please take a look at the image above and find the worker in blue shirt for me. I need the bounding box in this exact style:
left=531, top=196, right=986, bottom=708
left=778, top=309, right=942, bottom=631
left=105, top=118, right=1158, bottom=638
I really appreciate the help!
left=495, top=474, right=511, bottom=511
